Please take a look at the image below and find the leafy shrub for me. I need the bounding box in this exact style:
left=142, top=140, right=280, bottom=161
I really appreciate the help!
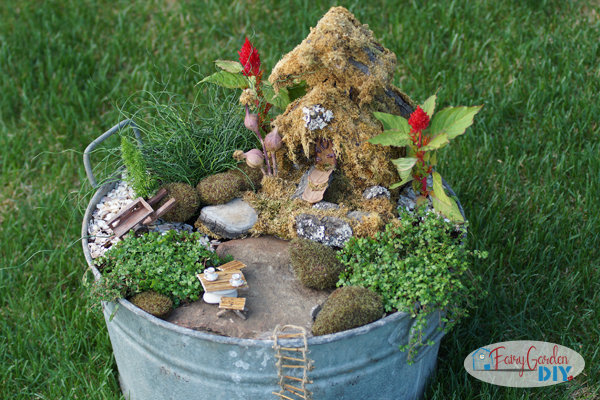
left=312, top=286, right=383, bottom=336
left=90, top=230, right=232, bottom=307
left=337, top=206, right=487, bottom=361
left=289, top=238, right=344, bottom=290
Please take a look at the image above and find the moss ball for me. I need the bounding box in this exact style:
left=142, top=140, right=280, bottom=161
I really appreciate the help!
left=196, top=172, right=246, bottom=205
left=229, top=163, right=263, bottom=191
left=129, top=291, right=173, bottom=320
left=290, top=238, right=345, bottom=290
left=153, top=182, right=200, bottom=222
left=312, top=286, right=383, bottom=336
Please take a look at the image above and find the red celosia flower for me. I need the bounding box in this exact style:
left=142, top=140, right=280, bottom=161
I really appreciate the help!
left=238, top=37, right=261, bottom=77
left=408, top=106, right=430, bottom=132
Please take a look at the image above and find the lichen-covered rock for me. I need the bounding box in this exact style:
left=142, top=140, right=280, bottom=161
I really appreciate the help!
left=312, top=201, right=340, bottom=211
left=196, top=172, right=246, bottom=205
left=346, top=210, right=371, bottom=222
left=312, top=286, right=383, bottom=336
left=129, top=291, right=173, bottom=320
left=362, top=185, right=390, bottom=200
left=289, top=238, right=344, bottom=290
left=153, top=182, right=200, bottom=222
left=269, top=6, right=416, bottom=190
left=295, top=213, right=352, bottom=248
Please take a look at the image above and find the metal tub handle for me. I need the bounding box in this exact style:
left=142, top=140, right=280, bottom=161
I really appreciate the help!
left=83, top=119, right=142, bottom=188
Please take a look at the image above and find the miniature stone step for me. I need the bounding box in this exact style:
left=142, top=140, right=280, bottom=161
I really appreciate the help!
left=197, top=197, right=258, bottom=239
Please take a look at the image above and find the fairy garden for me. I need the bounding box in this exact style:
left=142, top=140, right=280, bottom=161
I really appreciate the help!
left=85, top=6, right=486, bottom=355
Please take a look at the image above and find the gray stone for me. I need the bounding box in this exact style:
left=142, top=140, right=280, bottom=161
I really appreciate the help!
left=198, top=197, right=258, bottom=239
left=362, top=185, right=390, bottom=200
left=397, top=176, right=433, bottom=214
left=295, top=213, right=352, bottom=248
left=291, top=166, right=335, bottom=200
left=347, top=210, right=371, bottom=222
left=312, top=201, right=340, bottom=210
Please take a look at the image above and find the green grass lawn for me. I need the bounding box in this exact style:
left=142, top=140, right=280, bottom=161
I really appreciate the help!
left=1, top=0, right=598, bottom=398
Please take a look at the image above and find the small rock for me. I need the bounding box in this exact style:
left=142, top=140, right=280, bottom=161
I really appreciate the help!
left=397, top=175, right=434, bottom=213
left=295, top=213, right=352, bottom=248
left=198, top=198, right=258, bottom=239
left=362, top=185, right=390, bottom=200
left=347, top=210, right=371, bottom=222
left=312, top=201, right=340, bottom=210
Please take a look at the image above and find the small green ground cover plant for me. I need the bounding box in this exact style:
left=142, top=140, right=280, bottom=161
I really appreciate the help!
left=89, top=230, right=232, bottom=308
left=338, top=206, right=488, bottom=362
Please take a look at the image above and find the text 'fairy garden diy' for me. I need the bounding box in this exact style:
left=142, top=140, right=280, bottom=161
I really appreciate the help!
left=82, top=6, right=487, bottom=399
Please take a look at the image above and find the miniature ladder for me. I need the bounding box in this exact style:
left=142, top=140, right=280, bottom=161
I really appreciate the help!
left=271, top=325, right=314, bottom=400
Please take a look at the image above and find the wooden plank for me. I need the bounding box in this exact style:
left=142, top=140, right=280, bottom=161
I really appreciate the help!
left=196, top=270, right=248, bottom=292
left=217, top=260, right=247, bottom=271
left=149, top=198, right=176, bottom=222
left=219, top=297, right=246, bottom=310
left=145, top=188, right=167, bottom=206
left=279, top=347, right=306, bottom=352
left=270, top=332, right=305, bottom=339
left=275, top=355, right=307, bottom=363
left=283, top=375, right=313, bottom=384
left=272, top=392, right=295, bottom=400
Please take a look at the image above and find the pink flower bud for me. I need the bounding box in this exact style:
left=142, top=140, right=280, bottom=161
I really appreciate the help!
left=244, top=105, right=259, bottom=134
left=264, top=126, right=282, bottom=152
left=243, top=149, right=264, bottom=168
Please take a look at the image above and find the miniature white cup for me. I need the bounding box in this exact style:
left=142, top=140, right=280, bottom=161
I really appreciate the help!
left=230, top=273, right=244, bottom=287
left=204, top=267, right=218, bottom=282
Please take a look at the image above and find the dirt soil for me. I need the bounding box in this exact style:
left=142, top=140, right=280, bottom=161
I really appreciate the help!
left=166, top=236, right=333, bottom=339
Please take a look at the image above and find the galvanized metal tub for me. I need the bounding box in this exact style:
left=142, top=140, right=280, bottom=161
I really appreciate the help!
left=82, top=121, right=458, bottom=400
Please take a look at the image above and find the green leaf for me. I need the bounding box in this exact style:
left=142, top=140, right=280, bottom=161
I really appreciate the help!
left=420, top=91, right=438, bottom=118
left=214, top=60, right=243, bottom=73
left=261, top=81, right=290, bottom=110
left=421, top=132, right=449, bottom=151
left=431, top=196, right=465, bottom=223
left=373, top=112, right=411, bottom=134
left=431, top=172, right=451, bottom=205
left=429, top=151, right=437, bottom=167
left=390, top=172, right=414, bottom=189
left=368, top=130, right=412, bottom=147
left=429, top=105, right=483, bottom=139
left=391, top=157, right=418, bottom=171
left=198, top=71, right=249, bottom=89
left=287, top=81, right=307, bottom=101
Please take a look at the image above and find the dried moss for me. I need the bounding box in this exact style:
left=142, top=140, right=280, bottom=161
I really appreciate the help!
left=193, top=218, right=224, bottom=240
left=268, top=6, right=416, bottom=190
left=350, top=213, right=384, bottom=238
left=312, top=286, right=384, bottom=336
left=289, top=238, right=344, bottom=290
